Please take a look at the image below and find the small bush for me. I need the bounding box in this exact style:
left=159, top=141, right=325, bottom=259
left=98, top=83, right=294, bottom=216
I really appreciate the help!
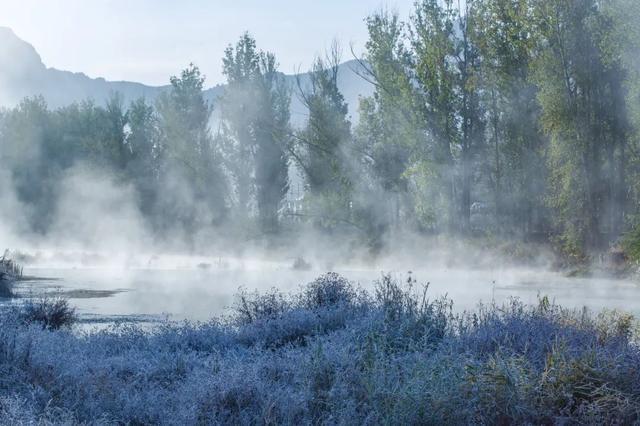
left=299, top=272, right=359, bottom=309
left=232, top=288, right=290, bottom=325
left=20, top=298, right=77, bottom=330
left=372, top=274, right=453, bottom=349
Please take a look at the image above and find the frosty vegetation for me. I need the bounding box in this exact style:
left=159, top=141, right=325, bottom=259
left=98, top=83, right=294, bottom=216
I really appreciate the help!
left=0, top=273, right=639, bottom=424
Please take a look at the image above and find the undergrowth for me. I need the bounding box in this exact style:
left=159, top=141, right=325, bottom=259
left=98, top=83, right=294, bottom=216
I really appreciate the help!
left=0, top=272, right=638, bottom=424
left=19, top=298, right=77, bottom=330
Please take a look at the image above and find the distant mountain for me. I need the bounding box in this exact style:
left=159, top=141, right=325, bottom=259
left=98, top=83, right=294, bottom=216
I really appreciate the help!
left=0, top=27, right=165, bottom=108
left=0, top=27, right=373, bottom=125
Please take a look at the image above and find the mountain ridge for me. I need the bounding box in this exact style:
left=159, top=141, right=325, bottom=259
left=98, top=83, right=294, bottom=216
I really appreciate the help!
left=0, top=27, right=373, bottom=124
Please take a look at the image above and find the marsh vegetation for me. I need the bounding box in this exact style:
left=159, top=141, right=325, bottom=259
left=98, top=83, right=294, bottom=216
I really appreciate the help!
left=0, top=274, right=639, bottom=424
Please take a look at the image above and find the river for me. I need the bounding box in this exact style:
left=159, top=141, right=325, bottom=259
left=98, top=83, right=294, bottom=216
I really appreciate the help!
left=9, top=258, right=640, bottom=324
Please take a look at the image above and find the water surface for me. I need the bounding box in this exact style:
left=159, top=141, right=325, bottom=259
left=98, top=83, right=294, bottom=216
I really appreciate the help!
left=12, top=262, right=640, bottom=323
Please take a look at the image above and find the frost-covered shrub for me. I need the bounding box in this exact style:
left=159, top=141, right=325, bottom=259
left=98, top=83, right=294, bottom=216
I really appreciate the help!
left=232, top=287, right=290, bottom=325
left=370, top=274, right=453, bottom=350
left=237, top=305, right=356, bottom=348
left=0, top=395, right=36, bottom=424
left=299, top=272, right=360, bottom=309
left=232, top=273, right=365, bottom=348
left=19, top=298, right=77, bottom=330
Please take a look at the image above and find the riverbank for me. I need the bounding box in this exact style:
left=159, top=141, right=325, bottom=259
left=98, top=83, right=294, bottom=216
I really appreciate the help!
left=0, top=273, right=638, bottom=424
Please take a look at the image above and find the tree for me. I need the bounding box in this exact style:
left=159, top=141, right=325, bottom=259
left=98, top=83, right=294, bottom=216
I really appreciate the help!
left=156, top=64, right=227, bottom=234
left=293, top=44, right=353, bottom=230
left=409, top=0, right=458, bottom=233
left=0, top=96, right=57, bottom=232
left=474, top=0, right=547, bottom=236
left=455, top=0, right=486, bottom=233
left=220, top=33, right=261, bottom=220
left=253, top=53, right=291, bottom=233
left=355, top=10, right=418, bottom=233
left=410, top=0, right=485, bottom=233
left=104, top=92, right=128, bottom=171
left=220, top=33, right=290, bottom=233
left=126, top=97, right=160, bottom=217
left=531, top=0, right=630, bottom=254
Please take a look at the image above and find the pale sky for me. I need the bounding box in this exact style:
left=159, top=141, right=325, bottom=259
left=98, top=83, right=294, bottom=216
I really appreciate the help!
left=0, top=0, right=413, bottom=87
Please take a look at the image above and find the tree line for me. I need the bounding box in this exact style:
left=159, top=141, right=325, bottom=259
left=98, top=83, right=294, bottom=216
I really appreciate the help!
left=1, top=0, right=639, bottom=258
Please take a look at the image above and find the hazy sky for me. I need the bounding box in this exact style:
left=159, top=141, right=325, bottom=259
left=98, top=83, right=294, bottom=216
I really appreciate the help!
left=0, top=0, right=413, bottom=87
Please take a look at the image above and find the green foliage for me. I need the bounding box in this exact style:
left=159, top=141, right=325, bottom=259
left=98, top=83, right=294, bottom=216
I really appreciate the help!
left=2, top=2, right=640, bottom=255
left=220, top=33, right=290, bottom=233
left=622, top=221, right=640, bottom=263
left=156, top=64, right=228, bottom=232
left=533, top=0, right=630, bottom=251
left=293, top=45, right=353, bottom=230
left=126, top=97, right=160, bottom=216
left=353, top=10, right=417, bottom=238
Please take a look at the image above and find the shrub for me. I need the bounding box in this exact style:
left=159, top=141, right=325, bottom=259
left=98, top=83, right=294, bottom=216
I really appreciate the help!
left=19, top=298, right=77, bottom=330
left=372, top=274, right=453, bottom=349
left=299, top=272, right=359, bottom=309
left=231, top=274, right=365, bottom=348
left=232, top=288, right=290, bottom=326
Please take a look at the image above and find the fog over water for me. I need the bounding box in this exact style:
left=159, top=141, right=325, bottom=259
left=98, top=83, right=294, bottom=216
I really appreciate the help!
left=8, top=256, right=639, bottom=322
left=2, top=0, right=640, bottom=327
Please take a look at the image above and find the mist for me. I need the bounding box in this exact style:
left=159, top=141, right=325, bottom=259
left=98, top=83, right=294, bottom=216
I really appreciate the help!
left=2, top=1, right=640, bottom=423
left=1, top=0, right=639, bottom=273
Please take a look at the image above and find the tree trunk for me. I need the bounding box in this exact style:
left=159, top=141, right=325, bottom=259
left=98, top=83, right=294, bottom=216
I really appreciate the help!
left=462, top=146, right=471, bottom=234
left=491, top=90, right=502, bottom=232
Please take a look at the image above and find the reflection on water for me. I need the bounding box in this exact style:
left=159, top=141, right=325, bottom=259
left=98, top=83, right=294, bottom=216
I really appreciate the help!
left=11, top=263, right=640, bottom=322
